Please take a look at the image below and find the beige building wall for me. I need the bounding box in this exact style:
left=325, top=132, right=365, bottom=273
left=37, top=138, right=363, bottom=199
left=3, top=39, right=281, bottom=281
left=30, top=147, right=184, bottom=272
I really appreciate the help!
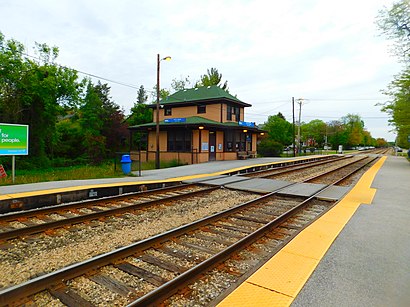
left=216, top=131, right=224, bottom=152
left=252, top=133, right=257, bottom=151
left=155, top=105, right=221, bottom=122
left=200, top=130, right=209, bottom=153
left=192, top=130, right=200, bottom=153
left=153, top=103, right=246, bottom=124
left=148, top=130, right=167, bottom=151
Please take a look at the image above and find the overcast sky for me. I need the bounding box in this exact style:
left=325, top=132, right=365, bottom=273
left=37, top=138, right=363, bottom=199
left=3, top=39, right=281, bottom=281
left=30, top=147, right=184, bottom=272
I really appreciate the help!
left=0, top=0, right=402, bottom=141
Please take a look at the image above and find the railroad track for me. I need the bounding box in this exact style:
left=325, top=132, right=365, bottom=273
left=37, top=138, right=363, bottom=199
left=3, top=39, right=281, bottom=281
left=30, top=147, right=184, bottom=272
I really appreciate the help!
left=0, top=156, right=347, bottom=243
left=244, top=154, right=346, bottom=178
left=352, top=148, right=391, bottom=155
left=0, top=192, right=331, bottom=306
left=306, top=155, right=379, bottom=185
left=0, top=184, right=215, bottom=242
left=0, top=156, right=381, bottom=306
left=258, top=155, right=365, bottom=182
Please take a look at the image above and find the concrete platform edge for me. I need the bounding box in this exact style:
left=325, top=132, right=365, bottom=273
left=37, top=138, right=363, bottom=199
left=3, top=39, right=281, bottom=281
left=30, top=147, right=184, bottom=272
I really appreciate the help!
left=0, top=157, right=322, bottom=201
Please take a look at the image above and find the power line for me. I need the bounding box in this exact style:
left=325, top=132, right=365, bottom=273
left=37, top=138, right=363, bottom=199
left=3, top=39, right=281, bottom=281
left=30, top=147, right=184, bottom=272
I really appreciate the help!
left=308, top=98, right=386, bottom=101
left=21, top=52, right=141, bottom=89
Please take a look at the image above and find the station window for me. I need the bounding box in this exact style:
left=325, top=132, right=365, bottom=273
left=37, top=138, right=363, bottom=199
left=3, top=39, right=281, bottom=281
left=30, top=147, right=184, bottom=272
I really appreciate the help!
left=227, top=105, right=232, bottom=120
left=227, top=105, right=241, bottom=121
left=225, top=130, right=234, bottom=151
left=164, top=107, right=172, bottom=116
left=234, top=106, right=240, bottom=121
left=224, top=130, right=245, bottom=151
left=197, top=105, right=206, bottom=114
left=167, top=129, right=192, bottom=152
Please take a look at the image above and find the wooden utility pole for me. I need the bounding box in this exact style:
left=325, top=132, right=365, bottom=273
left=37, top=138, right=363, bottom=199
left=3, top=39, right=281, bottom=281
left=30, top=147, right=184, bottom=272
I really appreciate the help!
left=296, top=98, right=306, bottom=154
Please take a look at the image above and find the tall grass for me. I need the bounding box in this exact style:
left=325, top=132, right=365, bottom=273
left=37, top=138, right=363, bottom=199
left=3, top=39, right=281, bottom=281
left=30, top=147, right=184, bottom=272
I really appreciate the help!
left=0, top=159, right=187, bottom=186
left=0, top=162, right=125, bottom=186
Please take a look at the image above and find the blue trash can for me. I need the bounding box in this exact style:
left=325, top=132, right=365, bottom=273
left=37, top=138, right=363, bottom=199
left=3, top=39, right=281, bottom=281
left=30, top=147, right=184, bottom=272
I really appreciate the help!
left=120, top=154, right=132, bottom=174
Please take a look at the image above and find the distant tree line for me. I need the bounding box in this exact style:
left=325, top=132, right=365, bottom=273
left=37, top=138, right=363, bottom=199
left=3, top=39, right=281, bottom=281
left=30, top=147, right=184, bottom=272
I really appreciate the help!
left=0, top=32, right=131, bottom=168
left=258, top=112, right=387, bottom=156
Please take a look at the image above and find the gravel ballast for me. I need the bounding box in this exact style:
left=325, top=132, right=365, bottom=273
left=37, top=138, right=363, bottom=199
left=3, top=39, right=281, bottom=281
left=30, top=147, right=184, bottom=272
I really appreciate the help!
left=0, top=189, right=259, bottom=288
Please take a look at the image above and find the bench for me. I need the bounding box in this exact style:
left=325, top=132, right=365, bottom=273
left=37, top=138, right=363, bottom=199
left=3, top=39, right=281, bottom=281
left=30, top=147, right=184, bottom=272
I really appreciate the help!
left=247, top=151, right=257, bottom=158
left=237, top=151, right=249, bottom=159
left=237, top=151, right=257, bottom=159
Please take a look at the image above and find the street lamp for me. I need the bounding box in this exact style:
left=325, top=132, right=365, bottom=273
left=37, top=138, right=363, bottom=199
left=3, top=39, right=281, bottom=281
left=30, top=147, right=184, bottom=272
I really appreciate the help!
left=156, top=54, right=171, bottom=169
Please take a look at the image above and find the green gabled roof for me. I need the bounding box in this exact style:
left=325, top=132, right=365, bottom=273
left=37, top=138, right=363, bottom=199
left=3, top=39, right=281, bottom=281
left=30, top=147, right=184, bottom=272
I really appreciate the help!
left=155, top=85, right=251, bottom=107
left=129, top=116, right=263, bottom=131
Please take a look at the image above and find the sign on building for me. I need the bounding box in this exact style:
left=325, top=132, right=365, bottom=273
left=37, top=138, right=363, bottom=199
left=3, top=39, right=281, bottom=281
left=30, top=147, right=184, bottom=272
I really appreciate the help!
left=0, top=123, right=29, bottom=156
left=238, top=121, right=255, bottom=128
left=164, top=118, right=186, bottom=123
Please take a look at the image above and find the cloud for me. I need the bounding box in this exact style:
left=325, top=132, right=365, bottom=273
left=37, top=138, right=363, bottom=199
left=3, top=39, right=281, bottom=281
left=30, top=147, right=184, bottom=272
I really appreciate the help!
left=0, top=0, right=400, bottom=140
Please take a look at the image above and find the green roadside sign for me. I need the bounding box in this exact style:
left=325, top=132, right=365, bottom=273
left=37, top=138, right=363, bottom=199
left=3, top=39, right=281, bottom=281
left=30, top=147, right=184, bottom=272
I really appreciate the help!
left=0, top=123, right=29, bottom=155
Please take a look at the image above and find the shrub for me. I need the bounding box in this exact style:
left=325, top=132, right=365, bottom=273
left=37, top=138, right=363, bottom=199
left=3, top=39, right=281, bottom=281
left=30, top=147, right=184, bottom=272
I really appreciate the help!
left=257, top=139, right=283, bottom=157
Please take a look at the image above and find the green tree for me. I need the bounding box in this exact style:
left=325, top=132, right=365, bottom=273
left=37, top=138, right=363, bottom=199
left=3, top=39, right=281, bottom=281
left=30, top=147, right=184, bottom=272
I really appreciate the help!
left=377, top=0, right=410, bottom=62
left=171, top=76, right=192, bottom=92
left=376, top=137, right=389, bottom=147
left=362, top=130, right=375, bottom=147
left=381, top=68, right=410, bottom=147
left=127, top=85, right=152, bottom=150
left=54, top=117, right=85, bottom=162
left=128, top=85, right=152, bottom=126
left=136, top=85, right=148, bottom=104
left=152, top=84, right=170, bottom=101
left=341, top=114, right=365, bottom=148
left=377, top=1, right=410, bottom=147
left=196, top=68, right=228, bottom=91
left=79, top=81, right=128, bottom=163
left=0, top=32, right=82, bottom=166
left=261, top=113, right=293, bottom=145
left=301, top=119, right=327, bottom=147
left=327, top=120, right=348, bottom=150
left=97, top=83, right=128, bottom=155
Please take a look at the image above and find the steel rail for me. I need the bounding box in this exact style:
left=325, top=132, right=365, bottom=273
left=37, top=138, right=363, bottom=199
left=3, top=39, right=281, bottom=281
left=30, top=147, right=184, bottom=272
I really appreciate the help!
left=248, top=155, right=349, bottom=177
left=0, top=157, right=378, bottom=306
left=0, top=185, right=218, bottom=241
left=129, top=184, right=343, bottom=305
left=0, top=186, right=288, bottom=305
left=300, top=155, right=369, bottom=183
left=261, top=156, right=357, bottom=182
left=304, top=155, right=376, bottom=184
left=0, top=183, right=195, bottom=221
left=327, top=156, right=379, bottom=185
left=128, top=156, right=381, bottom=306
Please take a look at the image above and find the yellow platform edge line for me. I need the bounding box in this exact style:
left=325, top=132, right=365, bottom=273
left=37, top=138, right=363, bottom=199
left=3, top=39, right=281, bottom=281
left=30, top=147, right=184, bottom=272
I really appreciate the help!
left=218, top=156, right=387, bottom=307
left=0, top=156, right=321, bottom=201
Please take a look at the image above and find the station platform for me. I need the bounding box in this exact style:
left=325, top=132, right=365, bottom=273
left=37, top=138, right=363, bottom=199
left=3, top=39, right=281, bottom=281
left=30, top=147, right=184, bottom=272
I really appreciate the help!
left=0, top=157, right=308, bottom=198
left=217, top=155, right=410, bottom=306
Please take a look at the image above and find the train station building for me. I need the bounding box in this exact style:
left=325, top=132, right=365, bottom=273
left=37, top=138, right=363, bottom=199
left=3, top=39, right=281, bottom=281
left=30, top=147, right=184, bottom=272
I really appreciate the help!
left=129, top=85, right=265, bottom=164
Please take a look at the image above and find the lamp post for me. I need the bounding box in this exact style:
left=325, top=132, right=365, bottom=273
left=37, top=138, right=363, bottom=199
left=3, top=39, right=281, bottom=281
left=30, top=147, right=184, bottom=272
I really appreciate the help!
left=155, top=54, right=171, bottom=169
